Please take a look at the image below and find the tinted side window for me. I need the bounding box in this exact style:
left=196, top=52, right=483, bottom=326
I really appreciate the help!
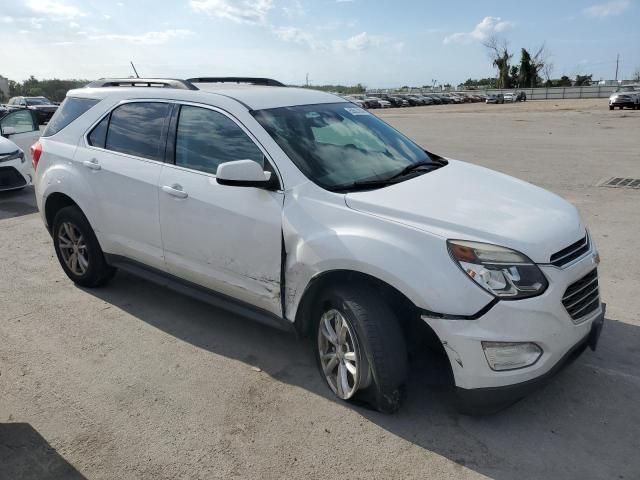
left=106, top=102, right=171, bottom=161
left=88, top=114, right=109, bottom=148
left=42, top=97, right=100, bottom=137
left=0, top=110, right=37, bottom=133
left=175, top=106, right=263, bottom=175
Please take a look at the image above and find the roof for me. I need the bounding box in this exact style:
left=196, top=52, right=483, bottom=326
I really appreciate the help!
left=192, top=84, right=345, bottom=110
left=74, top=78, right=347, bottom=111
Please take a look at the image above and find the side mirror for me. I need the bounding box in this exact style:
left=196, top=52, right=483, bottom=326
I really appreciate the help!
left=1, top=126, right=16, bottom=137
left=216, top=160, right=277, bottom=189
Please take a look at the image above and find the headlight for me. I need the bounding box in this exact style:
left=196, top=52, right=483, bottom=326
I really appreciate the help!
left=447, top=240, right=548, bottom=299
left=0, top=150, right=25, bottom=163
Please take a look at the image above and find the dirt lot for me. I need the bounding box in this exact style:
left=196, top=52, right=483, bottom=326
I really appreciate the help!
left=1, top=99, right=639, bottom=479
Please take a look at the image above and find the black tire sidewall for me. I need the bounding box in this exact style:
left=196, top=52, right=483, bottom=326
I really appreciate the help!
left=52, top=206, right=110, bottom=287
left=312, top=285, right=408, bottom=412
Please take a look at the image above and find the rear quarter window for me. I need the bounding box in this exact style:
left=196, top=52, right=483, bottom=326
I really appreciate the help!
left=42, top=97, right=101, bottom=137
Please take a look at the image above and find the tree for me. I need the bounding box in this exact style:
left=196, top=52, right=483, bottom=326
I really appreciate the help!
left=575, top=74, right=593, bottom=86
left=483, top=36, right=513, bottom=89
left=510, top=65, right=519, bottom=87
left=556, top=76, right=572, bottom=87
left=518, top=44, right=548, bottom=88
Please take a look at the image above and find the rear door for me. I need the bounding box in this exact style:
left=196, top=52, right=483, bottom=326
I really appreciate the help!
left=158, top=103, right=284, bottom=315
left=74, top=101, right=172, bottom=270
left=0, top=109, right=41, bottom=153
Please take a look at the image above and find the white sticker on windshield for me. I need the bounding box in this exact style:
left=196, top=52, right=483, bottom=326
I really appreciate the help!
left=344, top=107, right=370, bottom=116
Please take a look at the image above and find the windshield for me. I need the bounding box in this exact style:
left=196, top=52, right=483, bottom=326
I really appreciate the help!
left=26, top=98, right=51, bottom=106
left=252, top=102, right=435, bottom=190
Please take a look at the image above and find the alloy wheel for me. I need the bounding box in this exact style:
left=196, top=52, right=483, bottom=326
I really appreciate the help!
left=58, top=221, right=89, bottom=276
left=318, top=308, right=360, bottom=399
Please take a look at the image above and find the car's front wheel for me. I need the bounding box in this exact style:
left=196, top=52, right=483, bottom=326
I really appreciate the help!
left=314, top=285, right=408, bottom=413
left=52, top=206, right=116, bottom=288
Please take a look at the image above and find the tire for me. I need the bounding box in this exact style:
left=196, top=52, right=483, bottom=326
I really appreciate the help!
left=52, top=206, right=116, bottom=288
left=313, top=284, right=408, bottom=413
left=609, top=105, right=614, bottom=110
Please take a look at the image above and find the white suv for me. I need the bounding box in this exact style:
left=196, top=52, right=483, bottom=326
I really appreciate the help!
left=33, top=77, right=604, bottom=413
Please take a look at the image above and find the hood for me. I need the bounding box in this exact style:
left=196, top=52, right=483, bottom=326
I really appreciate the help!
left=344, top=160, right=585, bottom=263
left=0, top=136, right=21, bottom=155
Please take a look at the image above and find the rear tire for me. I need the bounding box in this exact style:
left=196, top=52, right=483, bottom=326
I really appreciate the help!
left=52, top=206, right=116, bottom=288
left=313, top=285, right=408, bottom=413
left=609, top=105, right=614, bottom=110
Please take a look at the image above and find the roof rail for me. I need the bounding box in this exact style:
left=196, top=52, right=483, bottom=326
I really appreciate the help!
left=85, top=78, right=198, bottom=90
left=187, top=77, right=286, bottom=87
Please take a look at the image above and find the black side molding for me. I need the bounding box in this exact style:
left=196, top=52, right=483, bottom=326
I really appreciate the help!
left=104, top=254, right=296, bottom=334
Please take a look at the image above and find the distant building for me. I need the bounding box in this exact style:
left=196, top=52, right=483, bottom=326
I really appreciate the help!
left=0, top=75, right=9, bottom=99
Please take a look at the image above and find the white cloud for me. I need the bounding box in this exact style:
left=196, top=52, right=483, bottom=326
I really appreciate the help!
left=443, top=16, right=512, bottom=44
left=583, top=0, right=631, bottom=17
left=282, top=0, right=304, bottom=18
left=26, top=0, right=86, bottom=19
left=189, top=0, right=273, bottom=24
left=333, top=32, right=385, bottom=51
left=272, top=26, right=320, bottom=48
left=88, top=29, right=193, bottom=45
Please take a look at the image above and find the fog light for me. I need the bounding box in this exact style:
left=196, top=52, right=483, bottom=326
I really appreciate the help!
left=482, top=342, right=542, bottom=371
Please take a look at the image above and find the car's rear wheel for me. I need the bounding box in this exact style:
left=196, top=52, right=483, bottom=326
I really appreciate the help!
left=313, top=285, right=408, bottom=413
left=52, top=206, right=116, bottom=288
left=609, top=105, right=614, bottom=110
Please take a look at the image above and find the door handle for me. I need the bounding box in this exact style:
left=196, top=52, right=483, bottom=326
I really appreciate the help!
left=162, top=184, right=188, bottom=199
left=83, top=159, right=101, bottom=170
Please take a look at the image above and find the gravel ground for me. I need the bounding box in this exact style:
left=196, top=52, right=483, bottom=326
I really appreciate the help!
left=1, top=99, right=639, bottom=480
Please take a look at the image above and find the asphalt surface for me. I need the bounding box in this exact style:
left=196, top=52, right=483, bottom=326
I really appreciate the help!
left=1, top=99, right=639, bottom=479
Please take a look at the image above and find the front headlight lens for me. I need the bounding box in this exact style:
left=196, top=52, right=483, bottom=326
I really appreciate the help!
left=0, top=150, right=25, bottom=163
left=447, top=240, right=548, bottom=299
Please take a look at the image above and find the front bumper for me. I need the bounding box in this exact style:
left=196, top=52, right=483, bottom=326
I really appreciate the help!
left=0, top=163, right=31, bottom=191
left=422, top=249, right=602, bottom=395
left=455, top=307, right=604, bottom=413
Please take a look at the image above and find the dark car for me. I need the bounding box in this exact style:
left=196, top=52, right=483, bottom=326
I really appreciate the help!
left=379, top=94, right=405, bottom=108
left=7, top=96, right=58, bottom=124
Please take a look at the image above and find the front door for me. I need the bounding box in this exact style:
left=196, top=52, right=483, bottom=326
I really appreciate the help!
left=0, top=109, right=41, bottom=153
left=158, top=104, right=284, bottom=316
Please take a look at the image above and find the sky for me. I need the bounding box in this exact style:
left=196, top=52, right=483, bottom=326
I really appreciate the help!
left=0, top=0, right=639, bottom=87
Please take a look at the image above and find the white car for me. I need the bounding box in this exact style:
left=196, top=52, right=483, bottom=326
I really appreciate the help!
left=0, top=109, right=41, bottom=191
left=33, top=77, right=604, bottom=413
left=503, top=92, right=516, bottom=103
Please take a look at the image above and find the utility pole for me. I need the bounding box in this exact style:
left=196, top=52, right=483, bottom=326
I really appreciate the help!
left=615, top=53, right=619, bottom=82
left=306, top=72, right=309, bottom=87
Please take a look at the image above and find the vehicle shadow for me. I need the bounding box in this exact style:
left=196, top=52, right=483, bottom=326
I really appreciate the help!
left=0, top=423, right=87, bottom=480
left=0, top=186, right=38, bottom=220
left=86, top=271, right=640, bottom=480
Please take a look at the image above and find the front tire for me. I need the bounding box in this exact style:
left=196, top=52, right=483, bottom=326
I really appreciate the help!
left=52, top=206, right=116, bottom=288
left=313, top=285, right=408, bottom=413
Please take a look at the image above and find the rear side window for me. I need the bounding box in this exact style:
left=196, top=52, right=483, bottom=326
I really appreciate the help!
left=105, top=102, right=171, bottom=161
left=88, top=115, right=109, bottom=148
left=42, top=97, right=100, bottom=137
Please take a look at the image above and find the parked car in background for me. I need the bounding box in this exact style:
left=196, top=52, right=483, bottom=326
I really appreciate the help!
left=0, top=108, right=41, bottom=191
left=33, top=77, right=605, bottom=414
left=516, top=91, right=527, bottom=102
left=377, top=98, right=392, bottom=108
left=344, top=96, right=365, bottom=108
left=503, top=92, right=516, bottom=103
left=609, top=85, right=640, bottom=110
left=7, top=96, right=58, bottom=124
left=486, top=93, right=505, bottom=104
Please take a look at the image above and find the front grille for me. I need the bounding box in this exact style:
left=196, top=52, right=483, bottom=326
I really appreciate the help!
left=0, top=166, right=27, bottom=190
left=550, top=234, right=590, bottom=267
left=562, top=269, right=600, bottom=323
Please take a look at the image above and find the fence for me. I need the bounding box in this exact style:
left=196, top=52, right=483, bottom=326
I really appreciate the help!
left=369, top=85, right=621, bottom=100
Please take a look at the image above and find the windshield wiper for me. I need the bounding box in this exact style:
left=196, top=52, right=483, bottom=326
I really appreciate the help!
left=330, top=158, right=448, bottom=193
left=388, top=160, right=442, bottom=180
left=330, top=178, right=399, bottom=192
